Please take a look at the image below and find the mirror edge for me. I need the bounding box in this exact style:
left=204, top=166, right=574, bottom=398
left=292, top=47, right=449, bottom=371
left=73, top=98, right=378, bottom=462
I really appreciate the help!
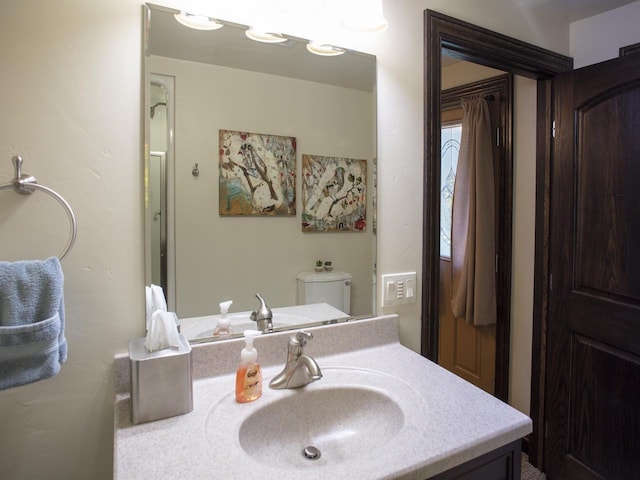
left=142, top=2, right=378, bottom=344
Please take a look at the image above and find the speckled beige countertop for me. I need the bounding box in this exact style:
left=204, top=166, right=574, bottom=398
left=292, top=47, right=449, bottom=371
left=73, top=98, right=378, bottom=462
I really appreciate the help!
left=179, top=302, right=349, bottom=342
left=114, top=315, right=531, bottom=479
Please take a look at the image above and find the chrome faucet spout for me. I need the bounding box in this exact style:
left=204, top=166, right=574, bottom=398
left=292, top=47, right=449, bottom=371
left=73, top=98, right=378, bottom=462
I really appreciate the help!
left=297, top=354, right=322, bottom=380
left=269, top=331, right=322, bottom=390
left=250, top=293, right=273, bottom=333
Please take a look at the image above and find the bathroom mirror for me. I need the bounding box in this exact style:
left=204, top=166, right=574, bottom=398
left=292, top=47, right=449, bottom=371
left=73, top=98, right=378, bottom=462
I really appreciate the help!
left=143, top=4, right=377, bottom=342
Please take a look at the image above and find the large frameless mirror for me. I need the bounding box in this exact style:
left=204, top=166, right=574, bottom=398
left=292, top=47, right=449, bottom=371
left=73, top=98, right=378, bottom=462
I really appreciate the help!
left=143, top=4, right=378, bottom=342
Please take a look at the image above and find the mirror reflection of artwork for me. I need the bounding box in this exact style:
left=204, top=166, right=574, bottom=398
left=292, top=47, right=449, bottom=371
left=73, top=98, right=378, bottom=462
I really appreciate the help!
left=302, top=154, right=367, bottom=232
left=219, top=129, right=296, bottom=216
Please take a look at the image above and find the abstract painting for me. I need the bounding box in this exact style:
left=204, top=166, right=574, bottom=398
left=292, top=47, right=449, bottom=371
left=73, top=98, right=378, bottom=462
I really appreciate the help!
left=301, top=154, right=367, bottom=232
left=219, top=129, right=296, bottom=216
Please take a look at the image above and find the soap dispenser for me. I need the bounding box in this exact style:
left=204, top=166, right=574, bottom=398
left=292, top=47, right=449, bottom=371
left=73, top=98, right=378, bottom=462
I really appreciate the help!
left=235, top=330, right=262, bottom=403
left=213, top=300, right=233, bottom=337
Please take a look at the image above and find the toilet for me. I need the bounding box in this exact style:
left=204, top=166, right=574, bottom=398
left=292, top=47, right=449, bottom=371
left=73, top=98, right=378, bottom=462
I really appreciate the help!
left=297, top=270, right=352, bottom=314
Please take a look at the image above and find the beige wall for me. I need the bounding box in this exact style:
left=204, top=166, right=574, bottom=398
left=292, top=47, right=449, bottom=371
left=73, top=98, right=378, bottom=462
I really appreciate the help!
left=0, top=0, right=587, bottom=478
left=570, top=0, right=640, bottom=68
left=510, top=75, right=537, bottom=415
left=441, top=62, right=504, bottom=89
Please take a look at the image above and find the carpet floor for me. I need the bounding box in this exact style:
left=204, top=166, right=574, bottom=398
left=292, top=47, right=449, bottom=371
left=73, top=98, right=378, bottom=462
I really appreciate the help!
left=522, top=454, right=546, bottom=480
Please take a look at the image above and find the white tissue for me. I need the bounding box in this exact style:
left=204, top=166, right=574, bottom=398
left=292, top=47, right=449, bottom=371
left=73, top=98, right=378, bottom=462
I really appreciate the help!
left=145, top=286, right=153, bottom=332
left=150, top=284, right=168, bottom=314
left=144, top=284, right=179, bottom=352
left=146, top=284, right=168, bottom=332
left=145, top=310, right=181, bottom=352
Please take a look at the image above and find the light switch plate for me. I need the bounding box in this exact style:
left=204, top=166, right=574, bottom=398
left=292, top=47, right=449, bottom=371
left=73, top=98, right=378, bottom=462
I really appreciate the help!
left=381, top=272, right=417, bottom=306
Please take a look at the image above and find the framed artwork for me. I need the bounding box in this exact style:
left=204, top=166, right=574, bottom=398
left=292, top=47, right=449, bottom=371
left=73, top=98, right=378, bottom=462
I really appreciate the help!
left=301, top=154, right=367, bottom=232
left=219, top=129, right=296, bottom=216
left=372, top=157, right=377, bottom=235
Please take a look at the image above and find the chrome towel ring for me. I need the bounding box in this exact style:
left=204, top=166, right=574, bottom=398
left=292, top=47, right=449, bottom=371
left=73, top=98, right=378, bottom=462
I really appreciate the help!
left=0, top=156, right=77, bottom=260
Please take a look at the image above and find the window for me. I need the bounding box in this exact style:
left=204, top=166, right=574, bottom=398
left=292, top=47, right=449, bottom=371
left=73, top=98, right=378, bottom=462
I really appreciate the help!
left=440, top=123, right=461, bottom=258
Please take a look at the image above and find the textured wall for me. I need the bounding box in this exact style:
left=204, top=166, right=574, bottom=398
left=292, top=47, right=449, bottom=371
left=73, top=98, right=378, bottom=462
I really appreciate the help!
left=0, top=0, right=572, bottom=478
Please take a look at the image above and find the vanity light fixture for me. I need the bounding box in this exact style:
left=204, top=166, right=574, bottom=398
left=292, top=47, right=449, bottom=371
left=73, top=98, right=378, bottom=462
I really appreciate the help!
left=276, top=0, right=324, bottom=15
left=341, top=0, right=389, bottom=33
left=306, top=41, right=346, bottom=56
left=174, top=11, right=223, bottom=31
left=245, top=27, right=288, bottom=44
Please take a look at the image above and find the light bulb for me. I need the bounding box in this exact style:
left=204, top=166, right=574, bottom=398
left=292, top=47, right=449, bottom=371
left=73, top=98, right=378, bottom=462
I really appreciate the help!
left=342, top=0, right=389, bottom=33
left=245, top=28, right=288, bottom=44
left=174, top=12, right=223, bottom=31
left=276, top=0, right=324, bottom=15
left=306, top=42, right=346, bottom=56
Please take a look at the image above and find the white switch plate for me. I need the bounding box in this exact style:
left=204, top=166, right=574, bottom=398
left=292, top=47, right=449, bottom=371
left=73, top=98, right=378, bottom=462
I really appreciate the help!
left=381, top=272, right=417, bottom=306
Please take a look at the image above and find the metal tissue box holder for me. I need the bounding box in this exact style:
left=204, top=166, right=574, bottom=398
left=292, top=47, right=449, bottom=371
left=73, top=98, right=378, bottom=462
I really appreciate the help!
left=129, top=334, right=193, bottom=424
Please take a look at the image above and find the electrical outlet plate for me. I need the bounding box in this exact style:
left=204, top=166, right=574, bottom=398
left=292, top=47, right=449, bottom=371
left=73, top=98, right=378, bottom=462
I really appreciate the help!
left=381, top=272, right=417, bottom=307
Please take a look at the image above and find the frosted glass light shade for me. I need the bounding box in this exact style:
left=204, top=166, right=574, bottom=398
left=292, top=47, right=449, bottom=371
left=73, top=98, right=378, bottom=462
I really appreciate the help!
left=306, top=42, right=346, bottom=56
left=245, top=28, right=288, bottom=43
left=342, top=0, right=389, bottom=32
left=276, top=0, right=324, bottom=14
left=174, top=12, right=223, bottom=31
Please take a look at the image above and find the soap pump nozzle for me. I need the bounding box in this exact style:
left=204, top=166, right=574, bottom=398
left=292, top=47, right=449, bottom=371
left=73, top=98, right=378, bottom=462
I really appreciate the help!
left=213, top=300, right=233, bottom=336
left=241, top=329, right=260, bottom=363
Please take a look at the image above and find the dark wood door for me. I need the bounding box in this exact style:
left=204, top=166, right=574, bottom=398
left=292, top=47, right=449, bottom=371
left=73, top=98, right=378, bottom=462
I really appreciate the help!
left=545, top=53, right=640, bottom=479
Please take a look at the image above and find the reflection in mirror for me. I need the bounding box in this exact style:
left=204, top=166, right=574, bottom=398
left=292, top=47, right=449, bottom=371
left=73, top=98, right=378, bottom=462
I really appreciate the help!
left=144, top=4, right=377, bottom=342
left=149, top=77, right=169, bottom=296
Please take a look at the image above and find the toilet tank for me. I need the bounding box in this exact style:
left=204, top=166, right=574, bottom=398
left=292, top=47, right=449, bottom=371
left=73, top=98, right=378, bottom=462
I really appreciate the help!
left=297, top=270, right=352, bottom=314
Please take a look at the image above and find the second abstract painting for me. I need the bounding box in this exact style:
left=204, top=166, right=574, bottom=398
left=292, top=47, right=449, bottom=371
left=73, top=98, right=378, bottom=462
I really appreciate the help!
left=302, top=154, right=367, bottom=232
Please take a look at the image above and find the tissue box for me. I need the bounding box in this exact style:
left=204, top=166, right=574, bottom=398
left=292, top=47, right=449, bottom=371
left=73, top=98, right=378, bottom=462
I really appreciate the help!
left=129, top=334, right=193, bottom=424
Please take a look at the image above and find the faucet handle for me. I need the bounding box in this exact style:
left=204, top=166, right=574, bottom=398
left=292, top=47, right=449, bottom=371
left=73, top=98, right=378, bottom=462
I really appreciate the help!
left=288, top=331, right=312, bottom=356
left=288, top=330, right=313, bottom=357
left=291, top=331, right=312, bottom=346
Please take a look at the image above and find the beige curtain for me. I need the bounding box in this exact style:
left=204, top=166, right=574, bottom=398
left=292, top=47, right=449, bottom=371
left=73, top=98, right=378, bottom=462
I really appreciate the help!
left=450, top=96, right=497, bottom=326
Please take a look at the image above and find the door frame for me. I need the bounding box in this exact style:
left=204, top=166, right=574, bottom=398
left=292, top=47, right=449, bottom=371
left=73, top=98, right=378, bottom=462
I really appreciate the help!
left=422, top=10, right=572, bottom=467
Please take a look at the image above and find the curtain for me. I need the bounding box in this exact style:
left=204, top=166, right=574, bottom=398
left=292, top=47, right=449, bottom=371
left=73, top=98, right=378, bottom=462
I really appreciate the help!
left=450, top=96, right=496, bottom=326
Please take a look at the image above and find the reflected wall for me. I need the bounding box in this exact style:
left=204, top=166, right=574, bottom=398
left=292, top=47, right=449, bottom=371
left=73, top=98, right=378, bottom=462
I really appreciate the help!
left=148, top=53, right=376, bottom=317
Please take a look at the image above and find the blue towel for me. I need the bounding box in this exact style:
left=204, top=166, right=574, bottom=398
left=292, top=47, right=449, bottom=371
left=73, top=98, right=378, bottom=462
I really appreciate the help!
left=0, top=257, right=67, bottom=390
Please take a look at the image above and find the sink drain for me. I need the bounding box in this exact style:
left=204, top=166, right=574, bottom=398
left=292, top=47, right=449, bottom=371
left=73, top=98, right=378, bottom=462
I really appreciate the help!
left=302, top=446, right=321, bottom=460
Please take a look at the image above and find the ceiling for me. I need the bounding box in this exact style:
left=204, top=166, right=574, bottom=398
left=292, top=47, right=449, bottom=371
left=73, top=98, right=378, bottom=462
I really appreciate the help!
left=443, top=0, right=635, bottom=66
left=513, top=0, right=636, bottom=22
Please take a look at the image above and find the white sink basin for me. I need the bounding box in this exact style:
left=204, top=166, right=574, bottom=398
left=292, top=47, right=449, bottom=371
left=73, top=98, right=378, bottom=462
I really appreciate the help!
left=205, top=367, right=428, bottom=471
left=238, top=385, right=404, bottom=466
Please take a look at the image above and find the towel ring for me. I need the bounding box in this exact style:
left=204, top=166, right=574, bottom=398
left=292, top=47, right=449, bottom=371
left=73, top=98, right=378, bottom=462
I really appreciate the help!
left=0, top=156, right=77, bottom=260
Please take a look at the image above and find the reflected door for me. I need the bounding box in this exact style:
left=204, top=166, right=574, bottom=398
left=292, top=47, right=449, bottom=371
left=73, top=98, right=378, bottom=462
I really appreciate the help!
left=149, top=152, right=167, bottom=292
left=148, top=75, right=173, bottom=307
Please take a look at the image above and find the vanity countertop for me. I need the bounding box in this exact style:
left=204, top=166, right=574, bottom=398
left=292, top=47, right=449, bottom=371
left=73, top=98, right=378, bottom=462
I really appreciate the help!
left=114, top=315, right=531, bottom=479
left=180, top=302, right=350, bottom=342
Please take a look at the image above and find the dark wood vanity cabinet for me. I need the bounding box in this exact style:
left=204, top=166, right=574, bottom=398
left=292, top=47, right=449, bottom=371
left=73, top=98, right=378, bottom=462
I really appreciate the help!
left=427, top=440, right=522, bottom=480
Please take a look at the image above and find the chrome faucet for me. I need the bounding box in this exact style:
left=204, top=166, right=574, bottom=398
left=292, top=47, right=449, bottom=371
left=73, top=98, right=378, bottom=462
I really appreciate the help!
left=250, top=293, right=273, bottom=333
left=269, top=331, right=322, bottom=389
